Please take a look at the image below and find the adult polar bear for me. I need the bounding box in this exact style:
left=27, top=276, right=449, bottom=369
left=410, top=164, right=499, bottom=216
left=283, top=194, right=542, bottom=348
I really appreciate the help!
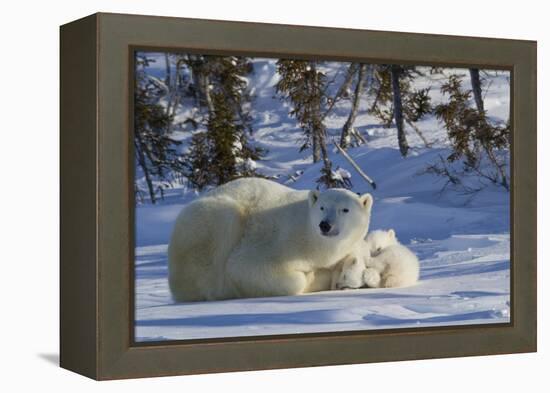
left=168, top=177, right=373, bottom=301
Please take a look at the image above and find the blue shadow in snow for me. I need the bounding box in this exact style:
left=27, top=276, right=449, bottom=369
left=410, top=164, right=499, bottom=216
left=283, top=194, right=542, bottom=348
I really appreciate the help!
left=170, top=290, right=437, bottom=307
left=363, top=310, right=504, bottom=326
left=135, top=269, right=168, bottom=280
left=450, top=290, right=508, bottom=298
left=136, top=309, right=348, bottom=328
left=420, top=259, right=509, bottom=280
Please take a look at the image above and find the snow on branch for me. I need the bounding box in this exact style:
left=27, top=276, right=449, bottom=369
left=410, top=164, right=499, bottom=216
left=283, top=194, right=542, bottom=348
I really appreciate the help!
left=333, top=141, right=377, bottom=190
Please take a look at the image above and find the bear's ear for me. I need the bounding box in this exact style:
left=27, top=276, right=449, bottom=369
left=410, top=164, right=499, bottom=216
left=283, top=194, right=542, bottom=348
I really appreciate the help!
left=360, top=193, right=373, bottom=210
left=388, top=229, right=396, bottom=238
left=309, top=190, right=320, bottom=207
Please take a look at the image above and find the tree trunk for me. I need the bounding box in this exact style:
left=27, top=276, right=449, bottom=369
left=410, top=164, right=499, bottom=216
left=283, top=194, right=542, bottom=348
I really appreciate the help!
left=228, top=94, right=253, bottom=135
left=322, top=63, right=359, bottom=119
left=390, top=65, right=409, bottom=157
left=169, top=59, right=184, bottom=118
left=203, top=74, right=215, bottom=114
left=164, top=53, right=171, bottom=89
left=163, top=54, right=176, bottom=119
left=339, top=63, right=358, bottom=99
left=134, top=136, right=156, bottom=204
left=313, top=62, right=332, bottom=185
left=340, top=64, right=367, bottom=148
left=350, top=127, right=367, bottom=146
left=189, top=55, right=214, bottom=113
left=484, top=145, right=509, bottom=190
left=334, top=142, right=376, bottom=189
left=405, top=119, right=431, bottom=147
left=469, top=68, right=484, bottom=114
left=318, top=130, right=333, bottom=186
left=312, top=128, right=321, bottom=162
left=310, top=62, right=322, bottom=163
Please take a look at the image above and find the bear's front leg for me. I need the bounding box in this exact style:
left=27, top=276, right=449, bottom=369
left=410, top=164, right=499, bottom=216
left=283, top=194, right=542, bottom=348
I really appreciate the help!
left=227, top=259, right=312, bottom=299
left=260, top=269, right=312, bottom=297
left=304, top=268, right=333, bottom=293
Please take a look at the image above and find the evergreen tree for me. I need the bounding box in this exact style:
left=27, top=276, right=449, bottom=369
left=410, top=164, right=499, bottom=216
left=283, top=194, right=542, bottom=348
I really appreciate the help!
left=184, top=55, right=254, bottom=133
left=211, top=56, right=254, bottom=134
left=276, top=60, right=336, bottom=188
left=183, top=55, right=262, bottom=190
left=369, top=65, right=433, bottom=155
left=185, top=54, right=215, bottom=112
left=185, top=92, right=260, bottom=189
left=164, top=55, right=189, bottom=124
left=207, top=92, right=241, bottom=185
left=185, top=131, right=213, bottom=190
left=433, top=74, right=510, bottom=190
left=134, top=55, right=185, bottom=203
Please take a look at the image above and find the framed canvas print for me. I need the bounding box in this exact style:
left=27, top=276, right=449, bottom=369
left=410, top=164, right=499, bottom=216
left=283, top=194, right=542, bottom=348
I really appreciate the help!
left=60, top=13, right=537, bottom=380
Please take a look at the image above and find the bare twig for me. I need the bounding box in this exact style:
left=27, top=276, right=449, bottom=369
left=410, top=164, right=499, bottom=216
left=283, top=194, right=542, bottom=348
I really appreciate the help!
left=350, top=127, right=368, bottom=146
left=405, top=119, right=432, bottom=148
left=340, top=64, right=368, bottom=148
left=322, top=63, right=359, bottom=121
left=333, top=141, right=376, bottom=189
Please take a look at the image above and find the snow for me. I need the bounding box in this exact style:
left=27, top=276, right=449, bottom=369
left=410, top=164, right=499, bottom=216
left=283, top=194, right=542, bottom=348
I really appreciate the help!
left=136, top=234, right=509, bottom=341
left=134, top=55, right=510, bottom=341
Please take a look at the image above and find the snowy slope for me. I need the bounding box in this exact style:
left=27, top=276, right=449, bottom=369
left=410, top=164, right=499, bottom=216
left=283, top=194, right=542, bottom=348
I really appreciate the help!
left=134, top=56, right=510, bottom=341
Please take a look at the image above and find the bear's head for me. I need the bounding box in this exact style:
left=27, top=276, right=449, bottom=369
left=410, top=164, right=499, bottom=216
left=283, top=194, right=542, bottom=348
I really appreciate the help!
left=308, top=188, right=373, bottom=243
left=365, top=229, right=399, bottom=256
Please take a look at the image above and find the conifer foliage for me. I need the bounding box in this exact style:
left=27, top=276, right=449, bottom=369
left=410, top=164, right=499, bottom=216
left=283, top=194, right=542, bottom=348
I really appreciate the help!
left=185, top=92, right=260, bottom=190
left=183, top=56, right=261, bottom=190
left=369, top=65, right=433, bottom=155
left=184, top=55, right=254, bottom=133
left=134, top=55, right=185, bottom=204
left=134, top=51, right=510, bottom=203
left=133, top=53, right=262, bottom=200
left=433, top=74, right=510, bottom=190
left=275, top=60, right=336, bottom=188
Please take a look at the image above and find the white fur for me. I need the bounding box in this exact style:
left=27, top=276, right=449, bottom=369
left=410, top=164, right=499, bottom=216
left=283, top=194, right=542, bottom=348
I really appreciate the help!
left=168, top=178, right=373, bottom=301
left=333, top=229, right=420, bottom=289
left=331, top=253, right=365, bottom=290
left=331, top=243, right=369, bottom=290
left=363, top=268, right=382, bottom=288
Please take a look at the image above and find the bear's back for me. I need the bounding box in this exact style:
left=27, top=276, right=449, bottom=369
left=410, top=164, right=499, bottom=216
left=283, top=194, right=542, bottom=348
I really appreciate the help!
left=207, top=177, right=307, bottom=211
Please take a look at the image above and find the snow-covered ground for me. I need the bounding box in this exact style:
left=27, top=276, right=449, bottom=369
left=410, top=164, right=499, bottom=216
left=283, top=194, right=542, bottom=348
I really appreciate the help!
left=135, top=56, right=510, bottom=342
left=136, top=234, right=509, bottom=341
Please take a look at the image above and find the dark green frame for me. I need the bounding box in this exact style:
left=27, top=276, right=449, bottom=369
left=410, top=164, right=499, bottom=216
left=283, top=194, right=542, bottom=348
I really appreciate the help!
left=60, top=12, right=537, bottom=380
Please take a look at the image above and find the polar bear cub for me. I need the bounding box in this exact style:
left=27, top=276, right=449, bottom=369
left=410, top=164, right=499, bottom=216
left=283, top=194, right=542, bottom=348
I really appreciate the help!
left=365, top=229, right=420, bottom=288
left=332, top=229, right=420, bottom=289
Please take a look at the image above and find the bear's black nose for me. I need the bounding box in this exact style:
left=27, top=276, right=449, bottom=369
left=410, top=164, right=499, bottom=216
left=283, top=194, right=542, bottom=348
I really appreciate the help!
left=319, top=220, right=332, bottom=234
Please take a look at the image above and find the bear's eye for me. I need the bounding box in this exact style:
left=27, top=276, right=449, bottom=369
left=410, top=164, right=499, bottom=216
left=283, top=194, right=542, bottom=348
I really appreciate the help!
left=320, top=206, right=324, bottom=211
left=342, top=208, right=349, bottom=213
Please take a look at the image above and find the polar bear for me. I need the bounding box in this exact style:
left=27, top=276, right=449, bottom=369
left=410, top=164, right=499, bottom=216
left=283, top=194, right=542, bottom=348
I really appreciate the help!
left=332, top=229, right=420, bottom=289
left=331, top=243, right=377, bottom=290
left=364, top=229, right=420, bottom=288
left=168, top=177, right=373, bottom=301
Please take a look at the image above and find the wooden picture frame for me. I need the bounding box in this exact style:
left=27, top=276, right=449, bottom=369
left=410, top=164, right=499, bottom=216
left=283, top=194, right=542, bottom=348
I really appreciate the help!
left=60, top=12, right=537, bottom=380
